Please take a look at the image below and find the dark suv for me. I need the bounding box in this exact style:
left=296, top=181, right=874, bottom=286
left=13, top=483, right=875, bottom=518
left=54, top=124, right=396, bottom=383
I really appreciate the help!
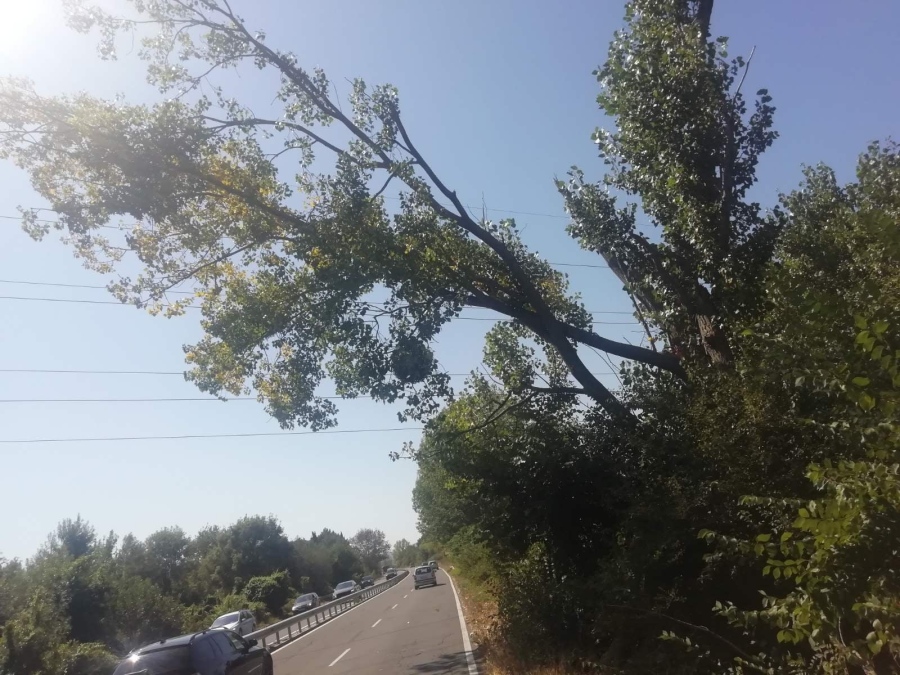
left=112, top=629, right=272, bottom=675
left=360, top=575, right=375, bottom=588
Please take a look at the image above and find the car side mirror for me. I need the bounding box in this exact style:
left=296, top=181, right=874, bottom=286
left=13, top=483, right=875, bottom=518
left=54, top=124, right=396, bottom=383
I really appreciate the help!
left=246, top=638, right=257, bottom=648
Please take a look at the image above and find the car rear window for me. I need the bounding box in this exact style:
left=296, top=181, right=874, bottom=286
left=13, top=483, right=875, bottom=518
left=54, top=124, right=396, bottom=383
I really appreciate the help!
left=415, top=566, right=432, bottom=575
left=211, top=612, right=239, bottom=627
left=112, top=646, right=193, bottom=675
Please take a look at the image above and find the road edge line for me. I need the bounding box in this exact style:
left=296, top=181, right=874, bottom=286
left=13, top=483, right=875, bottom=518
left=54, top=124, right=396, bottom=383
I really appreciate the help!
left=444, top=570, right=480, bottom=675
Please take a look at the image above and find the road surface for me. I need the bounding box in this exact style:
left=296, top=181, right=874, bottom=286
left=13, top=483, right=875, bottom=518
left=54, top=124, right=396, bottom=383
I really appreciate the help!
left=272, top=570, right=476, bottom=674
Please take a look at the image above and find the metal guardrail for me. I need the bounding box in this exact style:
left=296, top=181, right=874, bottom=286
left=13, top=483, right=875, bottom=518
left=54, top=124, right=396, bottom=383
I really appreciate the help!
left=245, top=570, right=410, bottom=651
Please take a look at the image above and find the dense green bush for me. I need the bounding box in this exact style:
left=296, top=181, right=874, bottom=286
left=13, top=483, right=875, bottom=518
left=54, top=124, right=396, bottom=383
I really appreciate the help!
left=243, top=571, right=293, bottom=617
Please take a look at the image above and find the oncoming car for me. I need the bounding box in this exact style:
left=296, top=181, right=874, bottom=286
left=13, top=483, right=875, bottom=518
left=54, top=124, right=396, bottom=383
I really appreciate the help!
left=413, top=565, right=437, bottom=590
left=333, top=580, right=360, bottom=599
left=291, top=593, right=320, bottom=614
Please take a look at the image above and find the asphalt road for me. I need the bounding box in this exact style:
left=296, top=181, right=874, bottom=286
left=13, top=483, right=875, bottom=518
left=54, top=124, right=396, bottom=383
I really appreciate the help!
left=272, top=570, right=475, bottom=674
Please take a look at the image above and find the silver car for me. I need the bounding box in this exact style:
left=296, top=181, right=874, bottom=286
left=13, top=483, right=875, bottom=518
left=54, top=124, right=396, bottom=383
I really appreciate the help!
left=210, top=609, right=256, bottom=636
left=291, top=592, right=320, bottom=614
left=414, top=565, right=437, bottom=590
left=333, top=580, right=360, bottom=599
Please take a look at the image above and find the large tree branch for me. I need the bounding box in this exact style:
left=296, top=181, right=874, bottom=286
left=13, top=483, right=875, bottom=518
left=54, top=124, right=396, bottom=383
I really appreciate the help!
left=465, top=293, right=686, bottom=380
left=459, top=293, right=632, bottom=420
left=391, top=111, right=554, bottom=316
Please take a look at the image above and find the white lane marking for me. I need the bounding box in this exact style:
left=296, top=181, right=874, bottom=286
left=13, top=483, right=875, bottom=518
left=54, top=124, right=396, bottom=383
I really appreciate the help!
left=391, top=603, right=398, bottom=610
left=445, top=571, right=480, bottom=675
left=267, top=573, right=410, bottom=656
left=371, top=619, right=382, bottom=628
left=404, top=594, right=408, bottom=598
left=328, top=648, right=351, bottom=667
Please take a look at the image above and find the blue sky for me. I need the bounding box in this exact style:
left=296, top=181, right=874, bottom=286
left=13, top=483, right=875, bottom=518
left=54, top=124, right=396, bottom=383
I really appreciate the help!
left=1, top=0, right=898, bottom=561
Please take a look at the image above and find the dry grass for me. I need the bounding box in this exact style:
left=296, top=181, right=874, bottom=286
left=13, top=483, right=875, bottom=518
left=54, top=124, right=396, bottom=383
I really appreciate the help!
left=449, top=565, right=596, bottom=675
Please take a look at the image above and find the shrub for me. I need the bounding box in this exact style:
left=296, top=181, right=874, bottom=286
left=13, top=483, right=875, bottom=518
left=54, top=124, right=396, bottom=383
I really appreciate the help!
left=243, top=571, right=293, bottom=617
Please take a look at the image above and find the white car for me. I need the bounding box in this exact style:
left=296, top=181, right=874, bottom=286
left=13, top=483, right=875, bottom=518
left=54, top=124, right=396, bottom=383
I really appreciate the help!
left=210, top=609, right=256, bottom=636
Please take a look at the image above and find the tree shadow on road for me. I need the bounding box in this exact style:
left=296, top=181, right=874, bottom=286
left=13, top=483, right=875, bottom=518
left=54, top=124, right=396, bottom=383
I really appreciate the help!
left=410, top=651, right=471, bottom=673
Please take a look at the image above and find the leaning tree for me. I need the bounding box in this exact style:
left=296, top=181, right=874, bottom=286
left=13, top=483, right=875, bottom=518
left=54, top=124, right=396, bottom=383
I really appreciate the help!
left=0, top=0, right=776, bottom=426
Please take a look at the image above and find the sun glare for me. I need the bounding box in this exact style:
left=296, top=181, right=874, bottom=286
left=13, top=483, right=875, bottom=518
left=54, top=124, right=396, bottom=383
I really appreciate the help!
left=0, top=0, right=55, bottom=56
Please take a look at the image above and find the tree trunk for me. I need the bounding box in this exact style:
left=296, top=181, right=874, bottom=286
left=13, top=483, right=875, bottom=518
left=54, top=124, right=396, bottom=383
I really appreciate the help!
left=695, top=314, right=733, bottom=365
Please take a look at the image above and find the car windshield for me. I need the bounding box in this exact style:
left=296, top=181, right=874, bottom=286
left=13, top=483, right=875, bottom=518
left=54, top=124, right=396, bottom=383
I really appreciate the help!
left=295, top=594, right=315, bottom=603
left=335, top=581, right=355, bottom=590
left=211, top=612, right=240, bottom=627
left=112, top=646, right=193, bottom=675
left=415, top=567, right=432, bottom=574
left=362, top=576, right=373, bottom=581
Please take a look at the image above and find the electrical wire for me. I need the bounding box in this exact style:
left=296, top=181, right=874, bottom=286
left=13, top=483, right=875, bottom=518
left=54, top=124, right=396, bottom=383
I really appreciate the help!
left=0, top=368, right=617, bottom=377
left=1, top=213, right=610, bottom=269
left=0, top=396, right=372, bottom=403
left=0, top=427, right=424, bottom=445
left=0, top=294, right=640, bottom=324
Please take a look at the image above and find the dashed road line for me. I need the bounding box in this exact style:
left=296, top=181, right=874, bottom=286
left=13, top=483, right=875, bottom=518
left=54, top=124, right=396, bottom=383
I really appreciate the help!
left=371, top=619, right=382, bottom=628
left=391, top=603, right=398, bottom=610
left=328, top=648, right=351, bottom=667
left=403, top=594, right=408, bottom=598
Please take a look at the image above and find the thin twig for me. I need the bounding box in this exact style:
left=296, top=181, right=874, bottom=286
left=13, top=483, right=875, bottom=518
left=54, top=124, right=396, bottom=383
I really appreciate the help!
left=734, top=45, right=756, bottom=98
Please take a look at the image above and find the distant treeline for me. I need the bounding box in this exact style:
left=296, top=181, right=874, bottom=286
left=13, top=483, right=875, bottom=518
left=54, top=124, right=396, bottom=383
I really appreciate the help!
left=0, top=515, right=391, bottom=674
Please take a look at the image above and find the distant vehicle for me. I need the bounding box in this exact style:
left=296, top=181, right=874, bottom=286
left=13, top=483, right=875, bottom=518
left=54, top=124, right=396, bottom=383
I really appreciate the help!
left=333, top=580, right=360, bottom=599
left=385, top=568, right=398, bottom=580
left=112, top=629, right=272, bottom=675
left=360, top=575, right=375, bottom=588
left=414, top=565, right=437, bottom=590
left=210, top=609, right=256, bottom=636
left=428, top=560, right=439, bottom=571
left=291, top=593, right=320, bottom=614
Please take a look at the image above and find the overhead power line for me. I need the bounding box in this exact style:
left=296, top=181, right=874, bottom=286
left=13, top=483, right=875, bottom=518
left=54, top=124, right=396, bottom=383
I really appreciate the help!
left=0, top=427, right=424, bottom=445
left=0, top=368, right=186, bottom=375
left=0, top=294, right=639, bottom=324
left=0, top=396, right=372, bottom=403
left=2, top=213, right=609, bottom=270
left=0, top=277, right=622, bottom=297
left=0, top=368, right=618, bottom=377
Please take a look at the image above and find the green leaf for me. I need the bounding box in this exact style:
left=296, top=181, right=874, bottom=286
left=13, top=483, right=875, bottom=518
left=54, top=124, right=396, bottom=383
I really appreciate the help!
left=756, top=533, right=771, bottom=543
left=798, top=508, right=810, bottom=518
left=772, top=567, right=781, bottom=579
left=874, top=321, right=889, bottom=335
left=780, top=531, right=792, bottom=542
left=859, top=393, right=876, bottom=411
left=856, top=330, right=871, bottom=345
left=855, top=315, right=868, bottom=329
left=852, top=377, right=871, bottom=387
